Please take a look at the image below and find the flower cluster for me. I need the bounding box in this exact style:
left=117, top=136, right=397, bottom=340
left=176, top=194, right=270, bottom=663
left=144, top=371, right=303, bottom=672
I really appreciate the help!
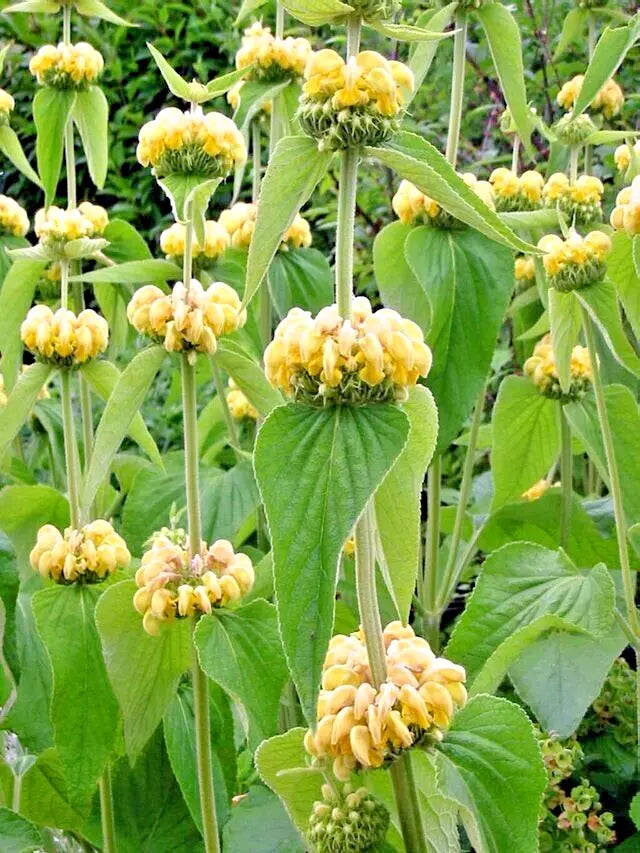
left=538, top=230, right=610, bottom=291
left=304, top=622, right=466, bottom=780
left=299, top=50, right=413, bottom=150
left=579, top=658, right=636, bottom=748
left=218, top=202, right=312, bottom=251
left=0, top=195, right=29, bottom=237
left=614, top=141, right=640, bottom=174
left=557, top=74, right=624, bottom=119
left=0, top=366, right=49, bottom=408
left=514, top=255, right=536, bottom=284
left=29, top=42, right=104, bottom=89
left=235, top=22, right=312, bottom=83
left=127, top=279, right=246, bottom=359
left=21, top=306, right=109, bottom=367
left=489, top=168, right=544, bottom=212
left=264, top=298, right=432, bottom=405
left=392, top=174, right=494, bottom=228
left=308, top=783, right=390, bottom=853
left=610, top=177, right=640, bottom=236
left=524, top=334, right=592, bottom=400
left=136, top=107, right=246, bottom=179
left=160, top=221, right=230, bottom=265
left=34, top=202, right=109, bottom=250
left=30, top=521, right=130, bottom=584
left=133, top=531, right=254, bottom=636
left=227, top=379, right=258, bottom=421
left=543, top=173, right=603, bottom=225
left=0, top=88, right=14, bottom=122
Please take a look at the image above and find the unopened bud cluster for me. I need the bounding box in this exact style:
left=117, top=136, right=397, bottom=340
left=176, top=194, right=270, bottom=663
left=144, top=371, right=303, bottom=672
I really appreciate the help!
left=0, top=89, right=14, bottom=123
left=137, top=107, right=246, bottom=179
left=0, top=195, right=29, bottom=237
left=133, top=533, right=254, bottom=636
left=610, top=177, right=640, bottom=236
left=489, top=168, right=544, bottom=212
left=160, top=221, right=230, bottom=266
left=514, top=255, right=536, bottom=284
left=34, top=202, right=109, bottom=250
left=299, top=50, right=413, bottom=150
left=127, top=279, right=246, bottom=359
left=308, top=784, right=390, bottom=853
left=393, top=174, right=494, bottom=228
left=538, top=230, right=610, bottom=291
left=553, top=113, right=596, bottom=146
left=29, top=42, right=104, bottom=89
left=614, top=141, right=640, bottom=175
left=304, top=621, right=466, bottom=780
left=30, top=521, right=130, bottom=584
left=218, top=202, right=312, bottom=251
left=265, top=298, right=432, bottom=405
left=524, top=334, right=592, bottom=401
left=557, top=74, right=624, bottom=119
left=579, top=657, right=636, bottom=748
left=348, top=0, right=400, bottom=19
left=235, top=22, right=312, bottom=83
left=21, top=305, right=109, bottom=367
left=543, top=173, right=603, bottom=225
left=227, top=379, right=258, bottom=421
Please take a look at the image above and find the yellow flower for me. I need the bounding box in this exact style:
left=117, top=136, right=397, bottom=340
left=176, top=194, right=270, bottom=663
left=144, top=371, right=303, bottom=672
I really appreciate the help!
left=543, top=172, right=570, bottom=203
left=0, top=195, right=29, bottom=237
left=557, top=74, right=584, bottom=111
left=490, top=167, right=520, bottom=198
left=522, top=479, right=550, bottom=502
left=29, top=42, right=104, bottom=89
left=160, top=220, right=230, bottom=261
left=537, top=230, right=610, bottom=291
left=236, top=23, right=311, bottom=82
left=34, top=203, right=108, bottom=247
left=514, top=255, right=536, bottom=282
left=21, top=305, right=109, bottom=366
left=392, top=176, right=492, bottom=227
left=543, top=173, right=603, bottom=225
left=283, top=213, right=312, bottom=249
left=490, top=168, right=544, bottom=212
left=519, top=170, right=545, bottom=205
left=226, top=379, right=258, bottom=421
left=219, top=202, right=258, bottom=249
left=570, top=175, right=603, bottom=205
left=524, top=333, right=592, bottom=398
left=610, top=175, right=640, bottom=236
left=30, top=520, right=130, bottom=584
left=0, top=88, right=15, bottom=119
left=593, top=78, right=624, bottom=119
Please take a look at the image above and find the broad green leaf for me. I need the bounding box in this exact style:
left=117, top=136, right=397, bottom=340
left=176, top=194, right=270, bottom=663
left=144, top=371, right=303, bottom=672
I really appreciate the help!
left=280, top=0, right=353, bottom=26
left=81, top=360, right=163, bottom=468
left=0, top=484, right=68, bottom=571
left=0, top=363, right=52, bottom=460
left=499, top=209, right=561, bottom=229
left=476, top=3, right=535, bottom=157
left=446, top=542, right=616, bottom=687
left=565, top=384, right=640, bottom=524
left=81, top=345, right=165, bottom=515
left=490, top=376, right=561, bottom=509
left=33, top=584, right=119, bottom=804
left=267, top=248, right=333, bottom=318
left=554, top=7, right=587, bottom=59
left=403, top=227, right=514, bottom=451
left=222, top=786, right=304, bottom=852
left=73, top=258, right=180, bottom=284
left=373, top=222, right=429, bottom=331
left=408, top=4, right=457, bottom=98
left=96, top=580, right=191, bottom=761
left=3, top=0, right=60, bottom=10
left=75, top=0, right=135, bottom=26
left=375, top=387, right=438, bottom=621
left=205, top=66, right=251, bottom=98
left=63, top=236, right=108, bottom=260
left=367, top=132, right=535, bottom=253
left=0, top=126, right=42, bottom=187
left=194, top=599, right=288, bottom=748
left=158, top=176, right=222, bottom=245
left=586, top=129, right=640, bottom=144
left=0, top=259, right=46, bottom=392
left=631, top=793, right=640, bottom=831
left=255, top=728, right=323, bottom=836
left=368, top=19, right=454, bottom=42
left=233, top=79, right=291, bottom=131
left=102, top=219, right=152, bottom=263
left=147, top=42, right=202, bottom=103
left=571, top=16, right=640, bottom=117
left=33, top=87, right=76, bottom=205
left=0, top=807, right=44, bottom=853
left=577, top=280, right=640, bottom=377
left=255, top=403, right=409, bottom=723
left=548, top=287, right=581, bottom=392
left=19, top=749, right=89, bottom=831
left=436, top=695, right=546, bottom=853
left=72, top=86, right=109, bottom=189
left=0, top=534, right=19, bottom=681
left=607, top=231, right=640, bottom=339
left=243, top=136, right=332, bottom=309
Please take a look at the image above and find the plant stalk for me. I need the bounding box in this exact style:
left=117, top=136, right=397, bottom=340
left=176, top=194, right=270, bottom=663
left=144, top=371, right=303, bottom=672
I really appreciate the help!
left=191, top=634, right=221, bottom=853
left=445, top=11, right=468, bottom=167
left=354, top=502, right=386, bottom=685
left=251, top=120, right=261, bottom=203
left=60, top=370, right=82, bottom=529
left=511, top=134, right=520, bottom=174
left=335, top=147, right=359, bottom=320
left=559, top=406, right=573, bottom=550
left=422, top=455, right=442, bottom=650
left=569, top=145, right=579, bottom=184
left=98, top=766, right=117, bottom=853
left=389, top=753, right=429, bottom=853
left=62, top=3, right=71, bottom=44
left=209, top=356, right=241, bottom=460
left=346, top=13, right=362, bottom=57
left=181, top=356, right=202, bottom=556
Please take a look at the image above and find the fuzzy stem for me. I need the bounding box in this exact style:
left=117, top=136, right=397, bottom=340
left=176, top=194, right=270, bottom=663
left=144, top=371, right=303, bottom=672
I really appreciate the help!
left=511, top=135, right=520, bottom=174
left=99, top=766, right=117, bottom=853
left=445, top=11, right=468, bottom=167
left=62, top=3, right=71, bottom=44
left=559, top=406, right=573, bottom=550
left=346, top=13, right=362, bottom=57
left=11, top=773, right=21, bottom=813
left=422, top=455, right=442, bottom=650
left=569, top=146, right=579, bottom=184
left=191, top=634, right=221, bottom=853
left=60, top=258, right=70, bottom=310
left=183, top=202, right=194, bottom=285
left=584, top=144, right=593, bottom=177
left=60, top=370, right=82, bottom=529
left=335, top=147, right=359, bottom=320
left=181, top=357, right=202, bottom=556
left=251, top=121, right=261, bottom=203
left=209, top=356, right=241, bottom=460
left=354, top=502, right=386, bottom=686
left=389, top=754, right=429, bottom=853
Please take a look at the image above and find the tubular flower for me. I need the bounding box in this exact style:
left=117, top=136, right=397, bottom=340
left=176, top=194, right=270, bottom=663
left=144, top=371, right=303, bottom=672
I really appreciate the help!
left=264, top=298, right=432, bottom=405
left=160, top=220, right=230, bottom=265
left=307, top=783, right=390, bottom=853
left=235, top=22, right=312, bottom=83
left=219, top=202, right=312, bottom=251
left=34, top=202, right=109, bottom=249
left=227, top=379, right=258, bottom=421
left=524, top=334, right=592, bottom=401
left=0, top=88, right=14, bottom=124
left=614, top=141, right=640, bottom=175
left=0, top=195, right=29, bottom=237
left=227, top=81, right=272, bottom=116
left=489, top=168, right=544, bottom=212
left=304, top=621, right=466, bottom=779
left=29, top=42, right=104, bottom=89
left=521, top=479, right=551, bottom=502
left=299, top=50, right=413, bottom=151
left=392, top=174, right=494, bottom=228
left=557, top=74, right=624, bottom=120
left=610, top=177, right=640, bottom=236
left=542, top=173, right=603, bottom=225
left=30, top=521, right=130, bottom=584
left=133, top=531, right=255, bottom=636
left=127, top=278, right=246, bottom=359
left=136, top=107, right=246, bottom=179
left=538, top=230, right=610, bottom=291
left=514, top=255, right=536, bottom=284
left=21, top=305, right=109, bottom=367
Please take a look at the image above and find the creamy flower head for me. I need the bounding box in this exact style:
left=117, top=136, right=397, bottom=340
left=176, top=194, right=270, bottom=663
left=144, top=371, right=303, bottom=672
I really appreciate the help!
left=34, top=202, right=108, bottom=246
left=557, top=74, right=623, bottom=119
left=21, top=305, right=109, bottom=366
left=31, top=520, right=130, bottom=584
left=160, top=220, right=230, bottom=261
left=236, top=22, right=312, bottom=82
left=0, top=195, right=29, bottom=237
left=538, top=230, right=610, bottom=291
left=610, top=176, right=640, bottom=236
left=393, top=174, right=494, bottom=227
left=30, top=42, right=104, bottom=88
left=524, top=333, right=592, bottom=399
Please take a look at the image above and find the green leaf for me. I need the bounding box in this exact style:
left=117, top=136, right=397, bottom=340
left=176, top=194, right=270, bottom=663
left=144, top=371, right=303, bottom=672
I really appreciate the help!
left=19, top=749, right=89, bottom=831
left=280, top=0, right=353, bottom=26
left=235, top=0, right=269, bottom=25
left=368, top=19, right=454, bottom=42
left=577, top=280, right=640, bottom=377
left=96, top=580, right=192, bottom=762
left=374, top=222, right=429, bottom=331
left=81, top=345, right=165, bottom=515
left=0, top=126, right=42, bottom=187
left=375, top=387, right=438, bottom=621
left=0, top=259, right=46, bottom=392
left=102, top=219, right=151, bottom=263
left=194, top=599, right=288, bottom=748
left=147, top=42, right=201, bottom=103
left=73, top=258, right=180, bottom=284
left=548, top=287, right=582, bottom=392
left=0, top=807, right=44, bottom=853
left=254, top=403, right=409, bottom=723
left=33, top=584, right=119, bottom=804
left=446, top=542, right=616, bottom=687
left=233, top=79, right=291, bottom=132
left=205, top=66, right=252, bottom=98
left=408, top=4, right=457, bottom=98
left=72, top=86, right=109, bottom=190
left=476, top=3, right=535, bottom=158
left=490, top=376, right=561, bottom=509
left=222, top=786, right=304, bottom=852
left=403, top=227, right=514, bottom=451
left=3, top=0, right=60, bottom=9
left=0, top=535, right=19, bottom=681
left=243, top=136, right=332, bottom=309
left=0, top=484, right=68, bottom=572
left=64, top=236, right=109, bottom=260
left=214, top=341, right=283, bottom=417
left=607, top=231, right=640, bottom=340
left=268, top=248, right=333, bottom=318
left=75, top=0, right=135, bottom=26
left=81, top=360, right=163, bottom=468
left=0, top=363, right=52, bottom=460
left=158, top=176, right=221, bottom=242
left=631, top=792, right=640, bottom=832
left=499, top=209, right=561, bottom=229
left=33, top=87, right=76, bottom=205
left=571, top=15, right=640, bottom=117
left=368, top=132, right=536, bottom=253
left=554, top=7, right=587, bottom=59
left=436, top=695, right=546, bottom=853
left=586, top=128, right=640, bottom=145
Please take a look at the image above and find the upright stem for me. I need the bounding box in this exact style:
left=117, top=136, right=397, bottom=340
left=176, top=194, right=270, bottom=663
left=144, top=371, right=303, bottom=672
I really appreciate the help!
left=559, top=406, right=573, bottom=550
left=354, top=502, right=386, bottom=685
left=346, top=13, right=362, bottom=57
left=251, top=121, right=261, bottom=203
left=98, top=766, right=117, bottom=853
left=62, top=3, right=71, bottom=44
left=192, top=635, right=221, bottom=853
left=269, top=3, right=286, bottom=155
left=209, top=356, right=241, bottom=459
left=389, top=754, right=429, bottom=853
left=569, top=146, right=579, bottom=184
left=181, top=357, right=202, bottom=555
left=183, top=202, right=194, bottom=285
left=335, top=148, right=359, bottom=320
left=445, top=11, right=468, bottom=167
left=511, top=135, right=520, bottom=174
left=422, top=456, right=442, bottom=650
left=60, top=370, right=81, bottom=529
